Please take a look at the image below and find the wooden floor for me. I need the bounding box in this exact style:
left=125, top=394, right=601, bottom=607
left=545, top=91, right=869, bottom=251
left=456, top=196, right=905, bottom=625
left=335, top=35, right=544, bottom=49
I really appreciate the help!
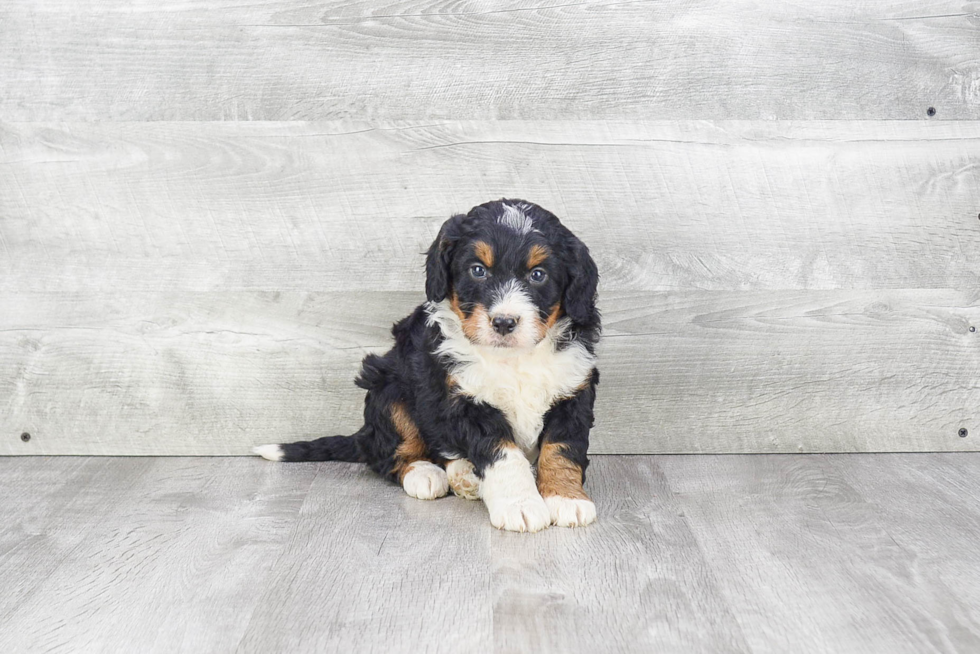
left=2, top=454, right=979, bottom=653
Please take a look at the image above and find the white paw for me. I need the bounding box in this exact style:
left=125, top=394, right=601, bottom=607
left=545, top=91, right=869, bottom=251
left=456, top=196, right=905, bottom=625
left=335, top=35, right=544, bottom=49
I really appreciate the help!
left=544, top=496, right=597, bottom=528
left=252, top=444, right=284, bottom=461
left=402, top=461, right=449, bottom=500
left=481, top=446, right=551, bottom=532
left=446, top=459, right=481, bottom=500
left=487, top=495, right=552, bottom=533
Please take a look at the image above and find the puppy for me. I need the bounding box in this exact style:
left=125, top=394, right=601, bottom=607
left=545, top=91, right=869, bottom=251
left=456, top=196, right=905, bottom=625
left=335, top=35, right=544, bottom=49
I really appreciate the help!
left=254, top=199, right=600, bottom=532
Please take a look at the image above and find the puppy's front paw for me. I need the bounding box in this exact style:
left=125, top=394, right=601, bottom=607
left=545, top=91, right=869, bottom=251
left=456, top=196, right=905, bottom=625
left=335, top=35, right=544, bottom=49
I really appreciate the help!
left=487, top=495, right=551, bottom=533
left=446, top=458, right=481, bottom=500
left=402, top=461, right=449, bottom=500
left=544, top=496, right=596, bottom=528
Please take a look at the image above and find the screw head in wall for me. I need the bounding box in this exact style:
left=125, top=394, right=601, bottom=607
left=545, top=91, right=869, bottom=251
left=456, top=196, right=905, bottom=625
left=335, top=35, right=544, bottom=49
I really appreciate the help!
left=959, top=428, right=969, bottom=438
left=20, top=432, right=31, bottom=442
left=927, top=107, right=936, bottom=116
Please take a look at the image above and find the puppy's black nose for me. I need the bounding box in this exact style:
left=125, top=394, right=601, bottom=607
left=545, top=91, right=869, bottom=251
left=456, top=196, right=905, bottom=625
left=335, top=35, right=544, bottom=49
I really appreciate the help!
left=492, top=316, right=518, bottom=335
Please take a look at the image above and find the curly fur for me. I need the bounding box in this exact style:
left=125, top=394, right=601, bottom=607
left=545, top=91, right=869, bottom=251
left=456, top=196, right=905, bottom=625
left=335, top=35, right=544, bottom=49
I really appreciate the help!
left=255, top=199, right=601, bottom=531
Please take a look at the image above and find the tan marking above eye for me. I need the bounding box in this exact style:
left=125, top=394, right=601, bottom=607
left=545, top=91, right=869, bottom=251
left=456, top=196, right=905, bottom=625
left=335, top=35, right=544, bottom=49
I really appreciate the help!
left=474, top=241, right=494, bottom=268
left=527, top=244, right=549, bottom=268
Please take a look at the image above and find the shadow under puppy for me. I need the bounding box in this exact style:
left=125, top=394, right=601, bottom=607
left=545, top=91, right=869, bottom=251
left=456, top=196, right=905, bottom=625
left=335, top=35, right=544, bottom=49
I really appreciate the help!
left=255, top=199, right=600, bottom=532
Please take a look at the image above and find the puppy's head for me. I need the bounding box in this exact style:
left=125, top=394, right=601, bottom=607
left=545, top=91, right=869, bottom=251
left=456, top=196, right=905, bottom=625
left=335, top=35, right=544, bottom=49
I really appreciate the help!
left=426, top=199, right=598, bottom=349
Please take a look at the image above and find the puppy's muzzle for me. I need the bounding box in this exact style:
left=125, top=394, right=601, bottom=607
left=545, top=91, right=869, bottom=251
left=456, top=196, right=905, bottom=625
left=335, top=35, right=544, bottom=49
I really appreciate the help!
left=491, top=315, right=519, bottom=335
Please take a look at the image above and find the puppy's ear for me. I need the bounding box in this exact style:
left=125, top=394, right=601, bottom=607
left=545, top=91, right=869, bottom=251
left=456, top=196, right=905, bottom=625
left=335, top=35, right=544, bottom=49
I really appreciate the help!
left=562, top=236, right=599, bottom=326
left=425, top=214, right=465, bottom=302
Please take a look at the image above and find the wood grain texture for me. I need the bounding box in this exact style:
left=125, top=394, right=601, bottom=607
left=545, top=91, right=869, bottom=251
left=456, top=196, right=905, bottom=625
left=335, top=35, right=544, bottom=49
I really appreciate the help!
left=659, top=454, right=980, bottom=653
left=2, top=120, right=979, bottom=294
left=2, top=1, right=980, bottom=120
left=2, top=455, right=980, bottom=653
left=2, top=289, right=976, bottom=455
left=0, top=458, right=154, bottom=623
left=830, top=453, right=980, bottom=641
left=491, top=456, right=750, bottom=653
left=235, top=461, right=493, bottom=653
left=0, top=457, right=319, bottom=653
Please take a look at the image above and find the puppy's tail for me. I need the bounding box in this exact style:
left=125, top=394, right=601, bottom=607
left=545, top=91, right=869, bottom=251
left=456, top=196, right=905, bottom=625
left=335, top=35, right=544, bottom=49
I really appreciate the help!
left=253, top=425, right=368, bottom=463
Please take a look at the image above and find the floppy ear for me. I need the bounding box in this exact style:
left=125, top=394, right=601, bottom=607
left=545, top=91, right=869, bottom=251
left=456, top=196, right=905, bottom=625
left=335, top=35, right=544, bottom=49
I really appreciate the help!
left=562, top=236, right=599, bottom=326
left=425, top=214, right=464, bottom=302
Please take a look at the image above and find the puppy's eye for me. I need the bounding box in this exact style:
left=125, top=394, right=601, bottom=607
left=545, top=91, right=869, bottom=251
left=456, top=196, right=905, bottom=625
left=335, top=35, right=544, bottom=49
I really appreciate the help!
left=529, top=268, right=547, bottom=284
left=470, top=264, right=487, bottom=279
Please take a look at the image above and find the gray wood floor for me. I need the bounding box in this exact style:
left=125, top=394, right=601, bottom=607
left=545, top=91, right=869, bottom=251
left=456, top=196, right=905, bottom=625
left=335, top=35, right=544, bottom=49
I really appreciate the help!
left=2, top=455, right=979, bottom=653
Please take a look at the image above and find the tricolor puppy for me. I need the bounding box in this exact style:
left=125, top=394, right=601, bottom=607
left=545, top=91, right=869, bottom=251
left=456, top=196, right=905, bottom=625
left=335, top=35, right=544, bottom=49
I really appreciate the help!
left=254, top=199, right=600, bottom=532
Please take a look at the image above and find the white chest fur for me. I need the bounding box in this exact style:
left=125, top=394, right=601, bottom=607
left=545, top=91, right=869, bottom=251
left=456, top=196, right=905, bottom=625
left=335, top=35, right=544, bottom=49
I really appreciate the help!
left=427, top=301, right=595, bottom=459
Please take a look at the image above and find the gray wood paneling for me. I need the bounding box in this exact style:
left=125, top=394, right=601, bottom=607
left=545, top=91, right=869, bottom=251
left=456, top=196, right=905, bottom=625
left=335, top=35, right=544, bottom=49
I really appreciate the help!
left=2, top=289, right=976, bottom=455
left=2, top=121, right=979, bottom=294
left=2, top=455, right=980, bottom=653
left=2, top=1, right=979, bottom=120
left=2, top=119, right=978, bottom=454
left=3, top=0, right=980, bottom=456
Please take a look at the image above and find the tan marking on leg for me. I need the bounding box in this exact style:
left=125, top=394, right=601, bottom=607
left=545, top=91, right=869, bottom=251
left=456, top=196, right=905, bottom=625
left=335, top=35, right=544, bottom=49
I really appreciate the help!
left=536, top=442, right=590, bottom=500
left=527, top=244, right=549, bottom=268
left=474, top=241, right=494, bottom=268
left=390, top=402, right=429, bottom=482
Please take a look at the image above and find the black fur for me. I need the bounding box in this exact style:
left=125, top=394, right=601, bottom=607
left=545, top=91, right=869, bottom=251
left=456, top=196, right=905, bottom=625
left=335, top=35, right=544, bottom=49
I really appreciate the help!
left=278, top=432, right=364, bottom=462
left=274, top=199, right=601, bottom=486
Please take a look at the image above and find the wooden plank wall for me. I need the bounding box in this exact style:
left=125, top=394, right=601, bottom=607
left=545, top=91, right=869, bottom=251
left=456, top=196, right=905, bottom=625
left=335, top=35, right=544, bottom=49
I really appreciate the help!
left=1, top=1, right=978, bottom=454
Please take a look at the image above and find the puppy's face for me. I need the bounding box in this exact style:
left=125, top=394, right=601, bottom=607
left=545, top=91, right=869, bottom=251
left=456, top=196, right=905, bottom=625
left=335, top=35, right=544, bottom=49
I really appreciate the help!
left=449, top=218, right=562, bottom=349
left=426, top=200, right=598, bottom=349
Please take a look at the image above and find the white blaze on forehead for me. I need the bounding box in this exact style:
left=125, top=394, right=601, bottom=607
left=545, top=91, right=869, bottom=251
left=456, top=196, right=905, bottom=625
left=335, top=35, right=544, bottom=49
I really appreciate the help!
left=498, top=204, right=536, bottom=236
